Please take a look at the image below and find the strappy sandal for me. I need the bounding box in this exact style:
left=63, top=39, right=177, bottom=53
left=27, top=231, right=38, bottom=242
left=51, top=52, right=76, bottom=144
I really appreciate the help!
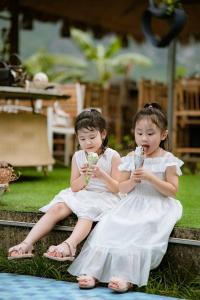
left=43, top=240, right=76, bottom=261
left=108, top=277, right=133, bottom=293
left=77, top=275, right=98, bottom=289
left=8, top=241, right=34, bottom=260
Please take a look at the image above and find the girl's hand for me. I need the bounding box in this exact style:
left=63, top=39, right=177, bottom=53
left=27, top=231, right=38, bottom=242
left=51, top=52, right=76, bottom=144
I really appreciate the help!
left=80, top=163, right=89, bottom=176
left=91, top=165, right=105, bottom=179
left=132, top=168, right=153, bottom=183
left=80, top=163, right=99, bottom=185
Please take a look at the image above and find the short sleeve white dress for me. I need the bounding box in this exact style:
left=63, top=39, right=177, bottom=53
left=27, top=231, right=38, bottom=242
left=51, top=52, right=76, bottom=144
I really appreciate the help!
left=40, top=148, right=120, bottom=221
left=68, top=152, right=183, bottom=287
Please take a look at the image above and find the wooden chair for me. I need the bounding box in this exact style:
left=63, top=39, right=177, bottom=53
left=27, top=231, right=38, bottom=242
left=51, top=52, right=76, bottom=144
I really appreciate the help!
left=173, top=79, right=200, bottom=163
left=47, top=83, right=85, bottom=167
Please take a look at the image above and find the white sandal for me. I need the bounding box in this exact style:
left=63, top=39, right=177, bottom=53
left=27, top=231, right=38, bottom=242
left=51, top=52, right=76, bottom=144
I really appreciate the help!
left=108, top=277, right=133, bottom=293
left=8, top=241, right=34, bottom=260
left=43, top=240, right=76, bottom=261
left=77, top=275, right=98, bottom=289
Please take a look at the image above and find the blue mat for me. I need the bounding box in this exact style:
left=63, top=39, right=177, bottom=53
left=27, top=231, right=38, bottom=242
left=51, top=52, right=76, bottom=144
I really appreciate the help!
left=0, top=273, right=182, bottom=300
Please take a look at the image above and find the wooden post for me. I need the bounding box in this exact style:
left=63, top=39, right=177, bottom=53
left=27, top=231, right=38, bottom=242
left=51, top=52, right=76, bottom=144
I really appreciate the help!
left=9, top=0, right=19, bottom=56
left=167, top=39, right=176, bottom=150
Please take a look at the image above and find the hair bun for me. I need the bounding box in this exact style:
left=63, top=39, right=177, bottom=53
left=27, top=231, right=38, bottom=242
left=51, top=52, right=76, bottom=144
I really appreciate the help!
left=144, top=103, right=162, bottom=110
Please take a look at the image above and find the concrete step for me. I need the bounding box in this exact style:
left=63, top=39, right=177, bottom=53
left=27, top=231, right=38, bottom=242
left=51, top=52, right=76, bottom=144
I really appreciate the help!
left=0, top=210, right=199, bottom=277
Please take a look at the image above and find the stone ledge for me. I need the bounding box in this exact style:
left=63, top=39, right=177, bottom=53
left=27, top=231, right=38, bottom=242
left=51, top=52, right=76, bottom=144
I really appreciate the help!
left=0, top=210, right=199, bottom=277
left=0, top=210, right=199, bottom=241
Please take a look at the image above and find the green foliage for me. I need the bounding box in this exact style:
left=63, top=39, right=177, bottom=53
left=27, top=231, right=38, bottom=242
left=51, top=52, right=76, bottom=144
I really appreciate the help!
left=144, top=263, right=200, bottom=300
left=155, top=0, right=182, bottom=15
left=24, top=49, right=87, bottom=83
left=23, top=28, right=152, bottom=85
left=165, top=0, right=182, bottom=15
left=108, top=134, right=133, bottom=153
left=70, top=28, right=97, bottom=60
left=176, top=66, right=187, bottom=78
left=70, top=28, right=152, bottom=85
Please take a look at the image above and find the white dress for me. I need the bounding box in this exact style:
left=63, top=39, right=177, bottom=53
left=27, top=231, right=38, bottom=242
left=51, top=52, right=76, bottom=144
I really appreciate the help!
left=68, top=152, right=183, bottom=287
left=40, top=148, right=120, bottom=221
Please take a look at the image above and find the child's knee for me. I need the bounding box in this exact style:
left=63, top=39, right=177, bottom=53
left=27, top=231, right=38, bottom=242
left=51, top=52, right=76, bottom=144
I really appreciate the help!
left=49, top=202, right=70, bottom=217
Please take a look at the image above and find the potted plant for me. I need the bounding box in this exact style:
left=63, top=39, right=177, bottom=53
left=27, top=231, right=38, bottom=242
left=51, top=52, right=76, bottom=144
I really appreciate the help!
left=0, top=161, right=19, bottom=196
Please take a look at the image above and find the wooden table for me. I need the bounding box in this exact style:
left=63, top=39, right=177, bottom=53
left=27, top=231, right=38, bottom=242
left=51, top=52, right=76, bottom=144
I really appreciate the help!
left=0, top=86, right=70, bottom=168
left=0, top=86, right=70, bottom=99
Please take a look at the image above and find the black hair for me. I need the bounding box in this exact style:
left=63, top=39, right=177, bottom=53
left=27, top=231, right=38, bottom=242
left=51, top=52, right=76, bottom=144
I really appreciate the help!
left=75, top=108, right=108, bottom=151
left=133, top=103, right=168, bottom=149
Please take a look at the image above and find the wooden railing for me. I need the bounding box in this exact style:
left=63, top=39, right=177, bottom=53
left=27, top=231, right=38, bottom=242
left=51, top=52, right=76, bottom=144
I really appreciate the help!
left=173, top=78, right=200, bottom=161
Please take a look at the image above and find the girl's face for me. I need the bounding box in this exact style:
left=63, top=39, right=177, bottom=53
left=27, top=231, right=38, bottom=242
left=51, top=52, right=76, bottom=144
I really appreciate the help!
left=134, top=118, right=168, bottom=157
left=77, top=128, right=107, bottom=154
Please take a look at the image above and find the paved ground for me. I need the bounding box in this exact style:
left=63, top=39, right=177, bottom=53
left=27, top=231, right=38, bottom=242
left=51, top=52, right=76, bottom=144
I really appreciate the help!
left=0, top=273, right=182, bottom=300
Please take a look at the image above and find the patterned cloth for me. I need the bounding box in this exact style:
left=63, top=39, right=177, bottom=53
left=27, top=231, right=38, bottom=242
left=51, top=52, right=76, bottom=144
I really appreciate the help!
left=0, top=273, right=182, bottom=300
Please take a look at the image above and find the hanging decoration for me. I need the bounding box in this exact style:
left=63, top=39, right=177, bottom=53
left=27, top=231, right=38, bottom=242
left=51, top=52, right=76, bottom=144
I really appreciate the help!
left=141, top=0, right=187, bottom=47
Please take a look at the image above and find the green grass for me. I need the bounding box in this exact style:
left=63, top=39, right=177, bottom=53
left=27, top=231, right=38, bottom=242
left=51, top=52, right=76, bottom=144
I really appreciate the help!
left=177, top=175, right=200, bottom=229
left=0, top=165, right=199, bottom=228
left=0, top=165, right=71, bottom=212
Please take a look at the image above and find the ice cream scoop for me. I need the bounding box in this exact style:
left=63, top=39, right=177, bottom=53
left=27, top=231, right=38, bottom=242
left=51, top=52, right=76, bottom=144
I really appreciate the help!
left=85, top=152, right=99, bottom=184
left=134, top=146, right=144, bottom=169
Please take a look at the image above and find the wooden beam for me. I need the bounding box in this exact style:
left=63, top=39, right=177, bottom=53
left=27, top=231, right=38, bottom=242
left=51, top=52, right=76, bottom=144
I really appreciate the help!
left=9, top=0, right=19, bottom=55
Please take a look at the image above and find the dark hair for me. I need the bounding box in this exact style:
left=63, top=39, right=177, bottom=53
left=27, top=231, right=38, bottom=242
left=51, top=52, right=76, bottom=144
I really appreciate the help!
left=133, top=103, right=168, bottom=149
left=75, top=108, right=108, bottom=151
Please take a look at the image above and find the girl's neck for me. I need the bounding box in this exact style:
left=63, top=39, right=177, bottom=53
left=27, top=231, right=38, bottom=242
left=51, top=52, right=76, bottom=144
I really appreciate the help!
left=146, top=147, right=164, bottom=158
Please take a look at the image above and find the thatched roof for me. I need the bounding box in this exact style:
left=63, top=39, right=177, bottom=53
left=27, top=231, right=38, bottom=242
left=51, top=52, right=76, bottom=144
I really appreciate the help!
left=0, top=0, right=200, bottom=43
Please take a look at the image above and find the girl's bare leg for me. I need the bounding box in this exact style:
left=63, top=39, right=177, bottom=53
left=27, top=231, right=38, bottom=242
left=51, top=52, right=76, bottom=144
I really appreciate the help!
left=24, top=203, right=72, bottom=245
left=67, top=218, right=93, bottom=248
left=8, top=203, right=72, bottom=257
left=46, top=218, right=93, bottom=258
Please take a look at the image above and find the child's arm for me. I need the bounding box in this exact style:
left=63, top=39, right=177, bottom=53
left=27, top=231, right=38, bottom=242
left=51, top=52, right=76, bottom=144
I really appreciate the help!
left=118, top=152, right=138, bottom=194
left=133, top=165, right=178, bottom=197
left=92, top=153, right=121, bottom=193
left=70, top=154, right=87, bottom=192
left=118, top=171, right=137, bottom=194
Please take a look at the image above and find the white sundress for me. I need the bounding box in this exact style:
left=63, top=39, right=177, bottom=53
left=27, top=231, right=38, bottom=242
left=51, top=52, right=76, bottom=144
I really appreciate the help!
left=40, top=148, right=120, bottom=221
left=68, top=152, right=184, bottom=287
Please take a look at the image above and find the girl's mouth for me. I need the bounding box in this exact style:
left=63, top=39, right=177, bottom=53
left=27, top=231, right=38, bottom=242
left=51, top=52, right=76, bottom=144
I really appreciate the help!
left=142, top=145, right=149, bottom=153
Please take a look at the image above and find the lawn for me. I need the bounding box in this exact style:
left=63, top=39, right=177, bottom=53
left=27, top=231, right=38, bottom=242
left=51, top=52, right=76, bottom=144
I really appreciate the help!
left=0, top=165, right=199, bottom=229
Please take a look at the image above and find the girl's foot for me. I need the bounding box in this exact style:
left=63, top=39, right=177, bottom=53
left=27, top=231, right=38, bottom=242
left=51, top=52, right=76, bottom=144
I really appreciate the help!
left=108, top=277, right=133, bottom=293
left=43, top=240, right=76, bottom=261
left=8, top=241, right=34, bottom=260
left=77, top=275, right=98, bottom=289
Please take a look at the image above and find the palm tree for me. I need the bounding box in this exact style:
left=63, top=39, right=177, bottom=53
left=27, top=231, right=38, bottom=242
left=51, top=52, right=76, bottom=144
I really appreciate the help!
left=70, top=28, right=152, bottom=85
left=24, top=29, right=152, bottom=86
